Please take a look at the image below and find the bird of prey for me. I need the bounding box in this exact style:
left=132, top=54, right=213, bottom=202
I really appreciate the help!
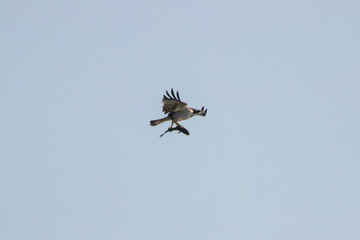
left=150, top=89, right=207, bottom=133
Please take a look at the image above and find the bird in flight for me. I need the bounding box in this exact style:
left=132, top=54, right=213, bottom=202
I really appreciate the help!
left=150, top=89, right=207, bottom=136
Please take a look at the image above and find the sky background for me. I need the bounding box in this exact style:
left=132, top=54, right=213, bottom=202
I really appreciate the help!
left=1, top=0, right=359, bottom=239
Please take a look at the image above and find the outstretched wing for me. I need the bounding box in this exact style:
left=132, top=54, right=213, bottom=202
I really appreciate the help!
left=162, top=89, right=188, bottom=113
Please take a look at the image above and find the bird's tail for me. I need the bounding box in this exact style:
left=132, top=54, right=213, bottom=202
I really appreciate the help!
left=150, top=116, right=171, bottom=126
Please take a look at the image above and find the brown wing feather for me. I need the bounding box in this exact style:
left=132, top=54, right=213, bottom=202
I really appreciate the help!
left=162, top=89, right=188, bottom=113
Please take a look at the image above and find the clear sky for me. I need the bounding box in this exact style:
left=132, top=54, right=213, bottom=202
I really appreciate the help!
left=1, top=0, right=359, bottom=239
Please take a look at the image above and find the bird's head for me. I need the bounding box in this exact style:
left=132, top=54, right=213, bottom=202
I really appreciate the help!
left=191, top=106, right=207, bottom=117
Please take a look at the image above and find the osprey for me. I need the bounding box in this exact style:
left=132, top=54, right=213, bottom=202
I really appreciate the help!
left=150, top=89, right=207, bottom=130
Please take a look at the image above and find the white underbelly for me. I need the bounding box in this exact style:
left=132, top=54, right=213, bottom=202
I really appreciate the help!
left=172, top=110, right=191, bottom=121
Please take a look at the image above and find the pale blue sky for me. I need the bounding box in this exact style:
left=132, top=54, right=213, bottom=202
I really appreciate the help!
left=1, top=0, right=359, bottom=239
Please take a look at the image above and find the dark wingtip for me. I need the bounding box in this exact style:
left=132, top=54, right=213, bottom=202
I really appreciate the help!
left=171, top=88, right=176, bottom=99
left=166, top=90, right=172, bottom=98
left=176, top=91, right=181, bottom=101
left=164, top=89, right=181, bottom=101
